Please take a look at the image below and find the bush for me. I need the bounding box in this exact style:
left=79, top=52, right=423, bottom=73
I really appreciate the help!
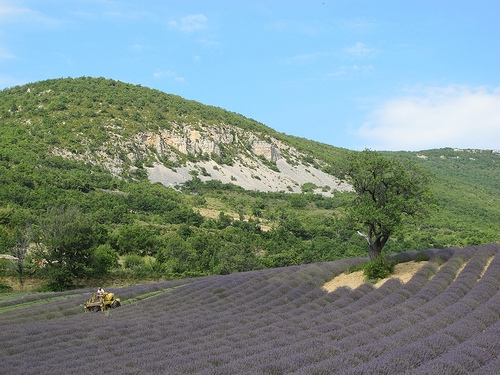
left=124, top=254, right=145, bottom=269
left=0, top=281, right=12, bottom=293
left=0, top=258, right=10, bottom=277
left=364, top=256, right=395, bottom=280
left=414, top=252, right=431, bottom=262
left=91, top=244, right=119, bottom=276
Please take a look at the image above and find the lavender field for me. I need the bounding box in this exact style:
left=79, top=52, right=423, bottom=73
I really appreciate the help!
left=2, top=243, right=500, bottom=374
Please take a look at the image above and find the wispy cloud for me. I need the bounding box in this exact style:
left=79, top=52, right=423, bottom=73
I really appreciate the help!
left=129, top=43, right=150, bottom=53
left=0, top=2, right=30, bottom=17
left=344, top=42, right=378, bottom=58
left=169, top=14, right=207, bottom=33
left=357, top=85, right=500, bottom=151
left=336, top=18, right=377, bottom=34
left=0, top=46, right=15, bottom=61
left=265, top=20, right=326, bottom=36
left=328, top=64, right=374, bottom=77
left=284, top=52, right=328, bottom=65
left=55, top=52, right=73, bottom=66
left=153, top=69, right=184, bottom=82
left=0, top=1, right=62, bottom=27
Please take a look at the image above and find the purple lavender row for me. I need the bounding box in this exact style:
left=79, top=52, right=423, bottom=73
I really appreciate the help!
left=306, top=248, right=500, bottom=374
left=0, top=260, right=360, bottom=372
left=4, top=246, right=498, bottom=374
left=280, top=248, right=498, bottom=373
left=341, top=287, right=500, bottom=374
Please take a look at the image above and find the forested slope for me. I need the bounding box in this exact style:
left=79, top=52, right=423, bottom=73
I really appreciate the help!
left=384, top=148, right=500, bottom=249
left=0, top=77, right=498, bottom=290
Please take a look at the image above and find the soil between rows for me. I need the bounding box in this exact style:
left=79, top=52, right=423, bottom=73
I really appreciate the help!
left=322, top=260, right=429, bottom=292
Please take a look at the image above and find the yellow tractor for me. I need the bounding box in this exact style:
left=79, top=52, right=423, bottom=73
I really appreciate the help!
left=84, top=292, right=121, bottom=312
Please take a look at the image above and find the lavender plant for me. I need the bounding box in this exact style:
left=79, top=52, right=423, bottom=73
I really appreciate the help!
left=1, top=244, right=499, bottom=374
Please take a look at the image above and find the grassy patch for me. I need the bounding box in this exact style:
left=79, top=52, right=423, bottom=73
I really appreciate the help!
left=121, top=285, right=188, bottom=306
left=0, top=293, right=88, bottom=313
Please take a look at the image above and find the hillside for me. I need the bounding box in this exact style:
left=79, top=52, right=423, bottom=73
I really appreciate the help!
left=1, top=244, right=499, bottom=374
left=0, top=77, right=350, bottom=195
left=383, top=148, right=500, bottom=249
left=0, top=77, right=499, bottom=288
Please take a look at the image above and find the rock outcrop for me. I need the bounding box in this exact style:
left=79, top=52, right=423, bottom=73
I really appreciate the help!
left=55, top=121, right=351, bottom=196
left=252, top=141, right=280, bottom=162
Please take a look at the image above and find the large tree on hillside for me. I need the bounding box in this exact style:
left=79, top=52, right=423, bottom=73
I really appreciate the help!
left=338, top=150, right=436, bottom=261
left=35, top=206, right=100, bottom=290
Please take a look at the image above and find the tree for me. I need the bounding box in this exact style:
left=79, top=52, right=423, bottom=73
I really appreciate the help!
left=338, top=150, right=436, bottom=261
left=91, top=244, right=119, bottom=276
left=36, top=206, right=98, bottom=290
left=114, top=224, right=159, bottom=255
left=10, top=224, right=33, bottom=287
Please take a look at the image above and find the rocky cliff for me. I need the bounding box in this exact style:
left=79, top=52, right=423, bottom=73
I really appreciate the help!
left=136, top=122, right=351, bottom=195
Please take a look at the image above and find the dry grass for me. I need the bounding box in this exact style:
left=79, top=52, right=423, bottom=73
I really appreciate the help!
left=322, top=261, right=430, bottom=292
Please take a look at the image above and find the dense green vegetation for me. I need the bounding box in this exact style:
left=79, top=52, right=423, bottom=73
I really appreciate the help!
left=0, top=77, right=498, bottom=290
left=338, top=149, right=437, bottom=261
left=383, top=149, right=500, bottom=249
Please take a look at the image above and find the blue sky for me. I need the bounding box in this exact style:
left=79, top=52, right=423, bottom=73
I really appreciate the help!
left=1, top=0, right=499, bottom=151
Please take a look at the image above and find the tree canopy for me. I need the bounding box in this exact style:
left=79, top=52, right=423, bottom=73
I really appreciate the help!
left=339, top=150, right=437, bottom=261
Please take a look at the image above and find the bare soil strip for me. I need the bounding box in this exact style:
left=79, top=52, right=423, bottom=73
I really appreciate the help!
left=324, top=255, right=497, bottom=293
left=322, top=261, right=429, bottom=292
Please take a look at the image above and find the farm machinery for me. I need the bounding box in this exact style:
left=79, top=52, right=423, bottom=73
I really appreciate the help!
left=84, top=292, right=121, bottom=312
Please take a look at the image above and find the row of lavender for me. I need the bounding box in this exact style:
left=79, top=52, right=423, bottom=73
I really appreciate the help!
left=1, top=244, right=499, bottom=374
left=0, top=277, right=197, bottom=325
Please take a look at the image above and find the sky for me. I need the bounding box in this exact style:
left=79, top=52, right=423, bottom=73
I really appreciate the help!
left=1, top=0, right=499, bottom=151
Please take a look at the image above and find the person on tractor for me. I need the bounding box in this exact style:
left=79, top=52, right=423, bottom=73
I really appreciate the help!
left=97, top=287, right=105, bottom=300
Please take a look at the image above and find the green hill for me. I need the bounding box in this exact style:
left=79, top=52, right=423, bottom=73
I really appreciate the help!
left=0, top=77, right=498, bottom=290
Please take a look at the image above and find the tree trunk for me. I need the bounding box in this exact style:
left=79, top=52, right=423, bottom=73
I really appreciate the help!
left=368, top=242, right=382, bottom=262
left=356, top=230, right=383, bottom=261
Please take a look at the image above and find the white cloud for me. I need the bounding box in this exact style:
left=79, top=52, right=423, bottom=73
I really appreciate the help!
left=0, top=3, right=31, bottom=17
left=169, top=14, right=207, bottom=33
left=0, top=46, right=14, bottom=60
left=344, top=42, right=377, bottom=58
left=265, top=20, right=325, bottom=36
left=337, top=18, right=376, bottom=34
left=284, top=52, right=326, bottom=65
left=130, top=43, right=149, bottom=53
left=328, top=64, right=374, bottom=77
left=357, top=85, right=500, bottom=151
left=153, top=69, right=184, bottom=82
left=0, top=1, right=61, bottom=26
left=196, top=38, right=221, bottom=48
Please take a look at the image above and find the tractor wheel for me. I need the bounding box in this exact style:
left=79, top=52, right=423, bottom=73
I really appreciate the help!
left=112, top=300, right=121, bottom=308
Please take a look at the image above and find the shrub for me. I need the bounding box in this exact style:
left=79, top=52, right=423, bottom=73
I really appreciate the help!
left=0, top=281, right=12, bottom=292
left=123, top=254, right=145, bottom=269
left=0, top=258, right=10, bottom=277
left=364, top=256, right=395, bottom=280
left=415, top=253, right=431, bottom=262
left=91, top=244, right=119, bottom=276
